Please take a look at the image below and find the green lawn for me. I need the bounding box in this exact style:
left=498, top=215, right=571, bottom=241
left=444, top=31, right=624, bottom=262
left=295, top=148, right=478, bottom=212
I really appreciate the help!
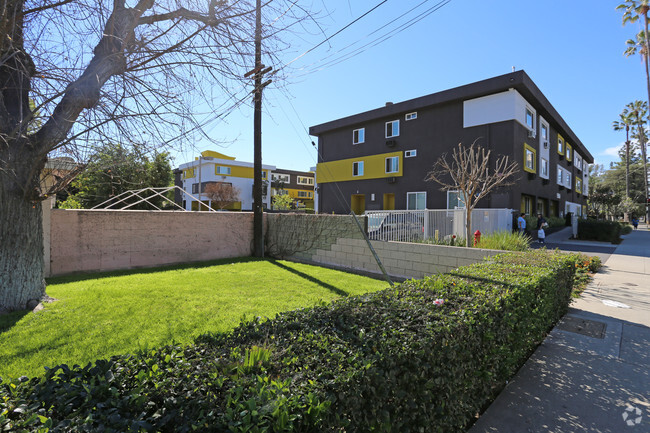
left=0, top=258, right=388, bottom=379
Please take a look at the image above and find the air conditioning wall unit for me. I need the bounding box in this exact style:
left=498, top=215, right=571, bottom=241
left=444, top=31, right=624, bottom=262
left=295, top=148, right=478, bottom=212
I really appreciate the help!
left=528, top=130, right=536, bottom=138
left=387, top=177, right=397, bottom=184
left=543, top=140, right=549, bottom=148
left=386, top=140, right=397, bottom=147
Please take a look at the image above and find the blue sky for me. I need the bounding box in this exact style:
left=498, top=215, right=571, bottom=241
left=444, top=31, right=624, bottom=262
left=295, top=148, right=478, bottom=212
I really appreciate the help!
left=175, top=0, right=646, bottom=172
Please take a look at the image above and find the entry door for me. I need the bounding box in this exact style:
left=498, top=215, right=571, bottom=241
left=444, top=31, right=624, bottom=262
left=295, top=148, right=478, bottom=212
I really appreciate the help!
left=383, top=193, right=395, bottom=210
left=351, top=194, right=366, bottom=215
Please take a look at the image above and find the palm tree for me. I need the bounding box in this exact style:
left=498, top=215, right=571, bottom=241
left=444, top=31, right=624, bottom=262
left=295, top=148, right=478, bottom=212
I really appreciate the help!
left=619, top=1, right=650, bottom=220
left=629, top=102, right=650, bottom=220
left=613, top=107, right=635, bottom=221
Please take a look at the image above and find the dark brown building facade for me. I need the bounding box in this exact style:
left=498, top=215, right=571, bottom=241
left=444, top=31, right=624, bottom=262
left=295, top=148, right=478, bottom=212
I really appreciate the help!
left=310, top=71, right=593, bottom=218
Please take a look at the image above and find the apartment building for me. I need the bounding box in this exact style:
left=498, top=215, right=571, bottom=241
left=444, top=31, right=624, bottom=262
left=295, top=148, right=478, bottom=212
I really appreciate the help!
left=270, top=168, right=315, bottom=209
left=176, top=151, right=274, bottom=211
left=310, top=70, right=593, bottom=218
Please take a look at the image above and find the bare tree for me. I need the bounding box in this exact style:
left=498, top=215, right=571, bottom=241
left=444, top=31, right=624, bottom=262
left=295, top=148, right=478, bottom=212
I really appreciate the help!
left=204, top=182, right=240, bottom=210
left=426, top=142, right=519, bottom=247
left=0, top=0, right=322, bottom=311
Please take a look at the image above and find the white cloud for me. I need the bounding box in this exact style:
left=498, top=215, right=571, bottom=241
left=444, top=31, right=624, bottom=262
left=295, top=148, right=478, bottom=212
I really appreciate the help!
left=601, top=144, right=622, bottom=157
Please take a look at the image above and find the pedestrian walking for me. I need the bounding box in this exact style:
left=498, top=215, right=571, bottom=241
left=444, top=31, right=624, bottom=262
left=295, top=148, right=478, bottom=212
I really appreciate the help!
left=632, top=216, right=639, bottom=230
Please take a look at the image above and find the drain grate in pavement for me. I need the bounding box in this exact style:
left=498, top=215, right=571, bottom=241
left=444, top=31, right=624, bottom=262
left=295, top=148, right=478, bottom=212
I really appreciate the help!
left=557, top=316, right=607, bottom=339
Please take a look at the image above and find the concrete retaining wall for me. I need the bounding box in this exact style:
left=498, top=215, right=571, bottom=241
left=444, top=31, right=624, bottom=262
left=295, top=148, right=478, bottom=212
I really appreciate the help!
left=45, top=211, right=499, bottom=279
left=48, top=209, right=254, bottom=276
left=265, top=213, right=500, bottom=279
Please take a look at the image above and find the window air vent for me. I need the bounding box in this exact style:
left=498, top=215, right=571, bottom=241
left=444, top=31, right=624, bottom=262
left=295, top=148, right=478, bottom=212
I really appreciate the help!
left=386, top=140, right=397, bottom=148
left=387, top=177, right=397, bottom=184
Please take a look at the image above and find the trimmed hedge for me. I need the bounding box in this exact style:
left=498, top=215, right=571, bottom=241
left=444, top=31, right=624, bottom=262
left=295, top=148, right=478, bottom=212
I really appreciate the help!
left=577, top=219, right=623, bottom=243
left=1, top=251, right=578, bottom=432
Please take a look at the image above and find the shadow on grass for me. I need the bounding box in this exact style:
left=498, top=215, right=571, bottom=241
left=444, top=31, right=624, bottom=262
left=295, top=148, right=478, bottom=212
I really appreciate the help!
left=268, top=260, right=350, bottom=297
left=46, top=256, right=264, bottom=284
left=0, top=310, right=29, bottom=337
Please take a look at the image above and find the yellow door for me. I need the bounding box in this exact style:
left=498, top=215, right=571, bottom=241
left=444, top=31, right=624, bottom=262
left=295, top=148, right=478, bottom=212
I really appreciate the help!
left=383, top=193, right=395, bottom=210
left=351, top=194, right=366, bottom=215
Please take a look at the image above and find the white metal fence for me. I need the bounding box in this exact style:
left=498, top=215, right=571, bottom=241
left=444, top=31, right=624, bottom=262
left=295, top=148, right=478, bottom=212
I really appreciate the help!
left=365, top=208, right=515, bottom=243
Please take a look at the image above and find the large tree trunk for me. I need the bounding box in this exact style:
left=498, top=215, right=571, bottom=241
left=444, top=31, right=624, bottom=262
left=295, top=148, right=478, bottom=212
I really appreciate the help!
left=0, top=174, right=46, bottom=312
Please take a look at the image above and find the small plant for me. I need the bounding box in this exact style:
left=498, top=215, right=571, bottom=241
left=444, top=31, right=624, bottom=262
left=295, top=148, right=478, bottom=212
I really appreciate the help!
left=243, top=345, right=271, bottom=371
left=475, top=230, right=531, bottom=251
left=272, top=194, right=294, bottom=210
left=572, top=253, right=602, bottom=297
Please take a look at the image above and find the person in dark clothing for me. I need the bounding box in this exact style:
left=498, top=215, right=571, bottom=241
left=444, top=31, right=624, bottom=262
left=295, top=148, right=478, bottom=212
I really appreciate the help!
left=632, top=216, right=639, bottom=230
left=536, top=213, right=547, bottom=244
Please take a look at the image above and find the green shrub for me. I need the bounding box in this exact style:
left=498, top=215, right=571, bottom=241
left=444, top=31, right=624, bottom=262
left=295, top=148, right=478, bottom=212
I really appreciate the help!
left=578, top=219, right=622, bottom=243
left=0, top=251, right=578, bottom=433
left=474, top=230, right=531, bottom=251
left=545, top=216, right=565, bottom=228
left=621, top=223, right=633, bottom=235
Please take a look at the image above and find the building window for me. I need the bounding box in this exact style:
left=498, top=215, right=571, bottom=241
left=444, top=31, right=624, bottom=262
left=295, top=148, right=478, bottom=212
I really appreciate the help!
left=576, top=179, right=582, bottom=194
left=557, top=166, right=564, bottom=186
left=297, top=176, right=314, bottom=185
left=541, top=120, right=549, bottom=142
left=558, top=135, right=565, bottom=156
left=272, top=173, right=290, bottom=183
left=216, top=166, right=231, bottom=175
left=447, top=190, right=465, bottom=209
left=524, top=143, right=536, bottom=173
left=262, top=171, right=267, bottom=179
left=385, top=156, right=399, bottom=173
left=407, top=192, right=426, bottom=210
left=297, top=191, right=313, bottom=198
left=405, top=112, right=417, bottom=121
left=405, top=149, right=417, bottom=158
left=353, top=128, right=365, bottom=144
left=353, top=161, right=364, bottom=177
left=192, top=183, right=199, bottom=194
left=386, top=120, right=400, bottom=138
left=525, top=107, right=535, bottom=131
left=575, top=153, right=582, bottom=170
left=565, top=172, right=572, bottom=189
left=183, top=168, right=195, bottom=179
left=541, top=158, right=549, bottom=177
left=566, top=143, right=572, bottom=161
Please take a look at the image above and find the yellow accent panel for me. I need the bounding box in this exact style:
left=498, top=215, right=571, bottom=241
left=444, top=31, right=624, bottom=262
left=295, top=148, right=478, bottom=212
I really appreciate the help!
left=565, top=143, right=572, bottom=161
left=557, top=134, right=565, bottom=156
left=183, top=168, right=196, bottom=179
left=316, top=151, right=403, bottom=183
left=201, top=150, right=235, bottom=160
left=214, top=164, right=254, bottom=178
left=284, top=188, right=314, bottom=199
left=523, top=143, right=536, bottom=174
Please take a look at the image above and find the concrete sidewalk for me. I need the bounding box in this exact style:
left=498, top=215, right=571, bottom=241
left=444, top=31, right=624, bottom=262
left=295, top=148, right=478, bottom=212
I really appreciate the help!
left=469, top=226, right=650, bottom=433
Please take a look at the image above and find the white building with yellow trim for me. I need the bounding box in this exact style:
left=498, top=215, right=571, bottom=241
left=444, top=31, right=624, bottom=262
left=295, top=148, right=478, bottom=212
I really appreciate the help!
left=178, top=151, right=275, bottom=211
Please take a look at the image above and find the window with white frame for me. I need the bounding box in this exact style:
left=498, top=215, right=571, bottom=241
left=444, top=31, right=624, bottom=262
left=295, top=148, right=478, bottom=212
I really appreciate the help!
left=525, top=107, right=535, bottom=131
left=575, top=153, right=582, bottom=170
left=272, top=173, right=290, bottom=183
left=297, top=191, right=313, bottom=198
left=576, top=179, right=582, bottom=194
left=386, top=120, right=399, bottom=138
left=407, top=192, right=426, bottom=210
left=541, top=158, right=549, bottom=177
left=540, top=120, right=549, bottom=144
left=447, top=190, right=465, bottom=209
left=216, top=166, right=231, bottom=175
left=557, top=166, right=565, bottom=186
left=297, top=176, right=314, bottom=185
left=353, top=161, right=364, bottom=177
left=565, top=172, right=572, bottom=189
left=353, top=128, right=365, bottom=144
left=385, top=156, right=399, bottom=173
left=405, top=149, right=417, bottom=158
left=405, top=112, right=417, bottom=121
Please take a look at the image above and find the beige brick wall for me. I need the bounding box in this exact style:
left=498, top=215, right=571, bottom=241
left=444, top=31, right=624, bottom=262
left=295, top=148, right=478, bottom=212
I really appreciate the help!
left=49, top=210, right=254, bottom=276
